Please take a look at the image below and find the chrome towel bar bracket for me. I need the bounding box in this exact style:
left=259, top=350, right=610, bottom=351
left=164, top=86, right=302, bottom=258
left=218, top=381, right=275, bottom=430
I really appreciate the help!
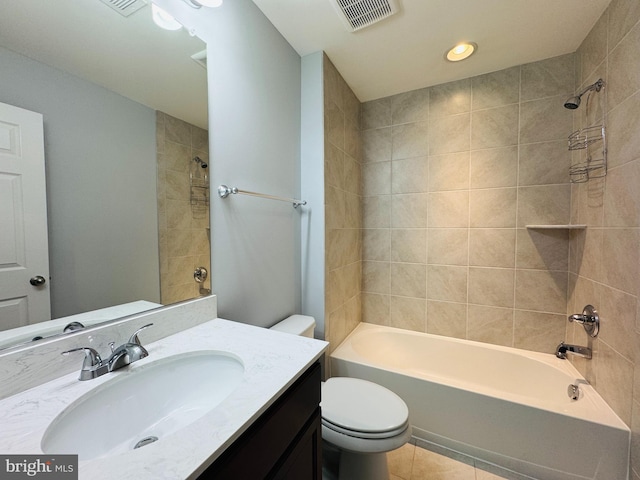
left=218, top=185, right=307, bottom=208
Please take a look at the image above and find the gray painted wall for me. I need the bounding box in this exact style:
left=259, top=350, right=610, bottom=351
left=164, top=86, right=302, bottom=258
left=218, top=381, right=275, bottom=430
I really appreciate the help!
left=0, top=46, right=160, bottom=318
left=199, top=0, right=303, bottom=327
left=300, top=52, right=326, bottom=338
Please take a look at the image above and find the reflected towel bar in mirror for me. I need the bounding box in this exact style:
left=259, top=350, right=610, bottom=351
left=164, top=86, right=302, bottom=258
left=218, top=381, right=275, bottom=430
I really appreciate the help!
left=218, top=185, right=307, bottom=208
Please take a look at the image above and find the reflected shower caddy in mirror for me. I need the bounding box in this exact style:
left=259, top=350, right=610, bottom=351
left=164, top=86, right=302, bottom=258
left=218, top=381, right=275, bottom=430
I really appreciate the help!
left=566, top=79, right=606, bottom=183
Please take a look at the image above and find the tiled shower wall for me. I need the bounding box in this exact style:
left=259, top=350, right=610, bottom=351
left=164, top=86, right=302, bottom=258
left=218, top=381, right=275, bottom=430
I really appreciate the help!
left=566, top=0, right=640, bottom=475
left=361, top=54, right=576, bottom=354
left=324, top=55, right=363, bottom=354
left=156, top=112, right=211, bottom=304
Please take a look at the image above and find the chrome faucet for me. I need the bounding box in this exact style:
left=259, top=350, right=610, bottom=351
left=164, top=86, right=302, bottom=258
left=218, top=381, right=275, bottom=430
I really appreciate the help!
left=107, top=323, right=153, bottom=371
left=62, top=346, right=108, bottom=380
left=63, top=323, right=153, bottom=381
left=555, top=342, right=592, bottom=360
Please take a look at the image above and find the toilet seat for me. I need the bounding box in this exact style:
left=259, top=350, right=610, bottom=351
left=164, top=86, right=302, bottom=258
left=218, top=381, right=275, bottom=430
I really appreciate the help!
left=322, top=417, right=409, bottom=439
left=321, top=377, right=409, bottom=439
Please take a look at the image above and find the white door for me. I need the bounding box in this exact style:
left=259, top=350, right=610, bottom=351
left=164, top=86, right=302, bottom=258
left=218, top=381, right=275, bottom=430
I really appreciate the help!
left=0, top=102, right=50, bottom=329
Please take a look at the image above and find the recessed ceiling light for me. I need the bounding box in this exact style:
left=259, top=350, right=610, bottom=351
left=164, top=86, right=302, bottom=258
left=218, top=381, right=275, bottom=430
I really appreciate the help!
left=151, top=4, right=183, bottom=30
left=445, top=42, right=477, bottom=62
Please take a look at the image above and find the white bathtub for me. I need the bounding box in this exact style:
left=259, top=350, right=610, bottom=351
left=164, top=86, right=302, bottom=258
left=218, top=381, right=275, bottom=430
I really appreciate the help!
left=330, top=323, right=630, bottom=480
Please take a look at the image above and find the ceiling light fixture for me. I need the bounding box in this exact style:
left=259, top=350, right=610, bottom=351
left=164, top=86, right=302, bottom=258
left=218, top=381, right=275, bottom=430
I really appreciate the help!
left=151, top=3, right=183, bottom=30
left=181, top=0, right=223, bottom=8
left=445, top=42, right=477, bottom=62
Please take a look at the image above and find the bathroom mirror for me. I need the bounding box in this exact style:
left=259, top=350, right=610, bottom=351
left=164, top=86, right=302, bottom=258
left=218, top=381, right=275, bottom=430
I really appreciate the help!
left=0, top=0, right=209, bottom=349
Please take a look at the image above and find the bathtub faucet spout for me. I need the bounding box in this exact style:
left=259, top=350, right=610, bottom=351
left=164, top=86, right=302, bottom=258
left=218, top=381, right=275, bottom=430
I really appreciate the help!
left=555, top=342, right=592, bottom=360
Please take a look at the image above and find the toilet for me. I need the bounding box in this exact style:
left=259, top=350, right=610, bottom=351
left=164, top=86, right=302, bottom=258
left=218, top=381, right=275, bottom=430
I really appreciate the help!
left=270, top=315, right=411, bottom=480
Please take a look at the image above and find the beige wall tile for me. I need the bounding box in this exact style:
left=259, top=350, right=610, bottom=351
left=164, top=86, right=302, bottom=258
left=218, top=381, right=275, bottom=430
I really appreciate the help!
left=599, top=286, right=637, bottom=361
left=165, top=115, right=191, bottom=145
left=598, top=341, right=634, bottom=425
left=519, top=95, right=573, bottom=144
left=392, top=193, right=429, bottom=228
left=344, top=155, right=361, bottom=194
left=363, top=161, right=392, bottom=196
left=519, top=140, right=570, bottom=186
left=515, top=269, right=568, bottom=313
left=326, top=268, right=346, bottom=314
left=429, top=191, right=469, bottom=227
left=391, top=228, right=427, bottom=263
left=428, top=228, right=468, bottom=266
left=471, top=104, right=519, bottom=150
left=429, top=113, right=471, bottom=155
left=576, top=177, right=605, bottom=227
left=390, top=296, right=426, bottom=332
left=392, top=122, right=429, bottom=160
left=362, top=293, right=390, bottom=326
left=469, top=146, right=518, bottom=189
left=469, top=229, right=516, bottom=268
left=578, top=10, right=608, bottom=83
left=430, top=78, right=471, bottom=117
left=471, top=67, right=520, bottom=110
left=426, top=301, right=467, bottom=339
left=325, top=100, right=345, bottom=150
left=362, top=262, right=391, bottom=294
left=608, top=22, right=640, bottom=110
left=326, top=185, right=347, bottom=230
left=608, top=0, right=640, bottom=51
left=468, top=305, right=514, bottom=347
left=468, top=267, right=515, bottom=308
left=517, top=184, right=571, bottom=227
left=429, top=152, right=470, bottom=191
left=516, top=228, right=569, bottom=271
left=325, top=142, right=344, bottom=189
left=363, top=195, right=391, bottom=228
left=390, top=263, right=426, bottom=298
left=427, top=265, right=468, bottom=303
left=362, top=127, right=392, bottom=163
left=392, top=156, right=429, bottom=193
left=363, top=229, right=390, bottom=261
left=604, top=160, right=640, bottom=227
left=521, top=53, right=575, bottom=101
left=514, top=310, right=566, bottom=353
left=391, top=87, right=429, bottom=125
left=602, top=228, right=639, bottom=294
left=607, top=91, right=640, bottom=169
left=470, top=188, right=517, bottom=228
left=573, top=228, right=603, bottom=281
left=361, top=98, right=391, bottom=130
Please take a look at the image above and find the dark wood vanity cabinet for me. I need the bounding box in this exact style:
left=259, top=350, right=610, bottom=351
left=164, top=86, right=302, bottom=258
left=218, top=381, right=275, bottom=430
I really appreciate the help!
left=198, top=362, right=322, bottom=480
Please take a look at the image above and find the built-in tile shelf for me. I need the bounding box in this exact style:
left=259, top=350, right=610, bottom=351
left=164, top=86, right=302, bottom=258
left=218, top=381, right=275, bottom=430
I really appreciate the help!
left=525, top=225, right=587, bottom=230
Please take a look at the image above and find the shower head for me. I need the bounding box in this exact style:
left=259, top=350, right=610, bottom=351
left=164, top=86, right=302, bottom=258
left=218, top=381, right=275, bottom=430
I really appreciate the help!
left=564, top=96, right=581, bottom=109
left=193, top=156, right=208, bottom=168
left=563, top=78, right=605, bottom=110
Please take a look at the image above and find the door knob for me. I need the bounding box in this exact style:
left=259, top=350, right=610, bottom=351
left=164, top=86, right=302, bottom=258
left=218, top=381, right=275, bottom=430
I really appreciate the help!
left=30, top=275, right=46, bottom=286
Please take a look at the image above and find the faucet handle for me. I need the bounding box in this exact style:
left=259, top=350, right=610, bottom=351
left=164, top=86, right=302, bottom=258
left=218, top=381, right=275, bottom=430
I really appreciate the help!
left=568, top=305, right=599, bottom=338
left=62, top=347, right=108, bottom=380
left=128, top=323, right=153, bottom=346
left=62, top=347, right=103, bottom=368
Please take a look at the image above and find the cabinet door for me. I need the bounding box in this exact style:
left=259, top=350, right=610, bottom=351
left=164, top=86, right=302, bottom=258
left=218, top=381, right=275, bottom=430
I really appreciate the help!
left=199, top=362, right=321, bottom=479
left=271, top=409, right=321, bottom=480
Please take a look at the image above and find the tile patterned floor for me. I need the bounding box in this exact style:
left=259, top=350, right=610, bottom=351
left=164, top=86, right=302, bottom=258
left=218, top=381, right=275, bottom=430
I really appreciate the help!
left=387, top=443, right=515, bottom=480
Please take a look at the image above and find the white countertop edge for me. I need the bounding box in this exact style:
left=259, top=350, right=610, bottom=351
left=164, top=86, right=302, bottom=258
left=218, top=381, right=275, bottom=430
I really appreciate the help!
left=0, top=318, right=328, bottom=480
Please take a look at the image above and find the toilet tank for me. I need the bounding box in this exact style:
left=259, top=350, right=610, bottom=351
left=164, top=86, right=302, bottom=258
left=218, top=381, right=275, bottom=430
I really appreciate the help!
left=270, top=315, right=315, bottom=338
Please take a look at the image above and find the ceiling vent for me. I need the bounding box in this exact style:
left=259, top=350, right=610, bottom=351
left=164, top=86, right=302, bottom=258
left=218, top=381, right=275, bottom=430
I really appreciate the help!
left=330, top=0, right=399, bottom=32
left=98, top=0, right=148, bottom=17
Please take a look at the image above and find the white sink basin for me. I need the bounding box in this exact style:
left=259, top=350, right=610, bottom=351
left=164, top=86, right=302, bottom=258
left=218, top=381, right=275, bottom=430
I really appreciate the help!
left=41, top=351, right=244, bottom=460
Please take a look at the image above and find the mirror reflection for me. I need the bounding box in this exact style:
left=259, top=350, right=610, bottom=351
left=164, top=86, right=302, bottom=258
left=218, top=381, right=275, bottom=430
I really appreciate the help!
left=0, top=0, right=209, bottom=349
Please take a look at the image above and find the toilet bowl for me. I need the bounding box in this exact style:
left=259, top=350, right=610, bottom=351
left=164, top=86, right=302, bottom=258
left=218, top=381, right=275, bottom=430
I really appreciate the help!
left=270, top=315, right=411, bottom=480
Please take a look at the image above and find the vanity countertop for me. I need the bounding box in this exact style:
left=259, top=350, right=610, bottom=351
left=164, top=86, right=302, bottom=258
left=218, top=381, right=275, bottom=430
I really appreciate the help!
left=0, top=318, right=328, bottom=479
